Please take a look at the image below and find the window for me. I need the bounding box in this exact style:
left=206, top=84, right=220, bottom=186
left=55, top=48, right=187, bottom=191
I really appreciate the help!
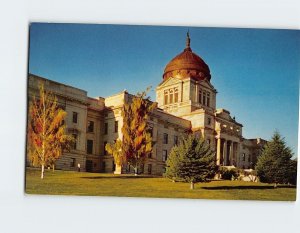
left=162, top=150, right=168, bottom=161
left=70, top=158, right=75, bottom=167
left=207, top=117, right=211, bottom=125
left=174, top=88, right=178, bottom=103
left=148, top=127, right=153, bottom=137
left=202, top=91, right=206, bottom=106
left=103, top=141, right=107, bottom=155
left=147, top=164, right=152, bottom=174
left=148, top=152, right=152, bottom=158
left=242, top=153, right=246, bottom=161
left=163, top=133, right=168, bottom=144
left=102, top=161, right=106, bottom=172
left=87, top=121, right=94, bottom=133
left=112, top=161, right=115, bottom=172
left=199, top=90, right=202, bottom=104
left=206, top=92, right=210, bottom=107
left=174, top=135, right=178, bottom=146
left=104, top=122, right=108, bottom=135
left=140, top=164, right=144, bottom=174
left=114, top=121, right=118, bottom=133
left=164, top=90, right=169, bottom=105
left=127, top=164, right=130, bottom=172
left=169, top=89, right=173, bottom=104
left=87, top=140, right=93, bottom=154
left=72, top=112, right=78, bottom=123
left=72, top=134, right=77, bottom=149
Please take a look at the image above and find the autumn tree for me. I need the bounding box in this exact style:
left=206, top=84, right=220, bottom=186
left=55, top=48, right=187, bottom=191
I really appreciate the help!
left=165, top=134, right=216, bottom=189
left=27, top=83, right=74, bottom=179
left=255, top=131, right=296, bottom=186
left=121, top=89, right=156, bottom=175
left=105, top=139, right=124, bottom=174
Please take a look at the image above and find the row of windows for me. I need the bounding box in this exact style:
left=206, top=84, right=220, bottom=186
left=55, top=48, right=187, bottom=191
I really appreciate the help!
left=70, top=158, right=155, bottom=174
left=72, top=111, right=118, bottom=135
left=73, top=112, right=93, bottom=134
left=162, top=87, right=211, bottom=107
left=199, top=89, right=210, bottom=107
left=88, top=121, right=119, bottom=134
left=85, top=139, right=170, bottom=163
left=73, top=132, right=180, bottom=155
left=164, top=88, right=179, bottom=105
left=241, top=153, right=251, bottom=162
left=75, top=132, right=177, bottom=156
left=163, top=133, right=178, bottom=145
left=127, top=164, right=152, bottom=174
left=104, top=121, right=118, bottom=134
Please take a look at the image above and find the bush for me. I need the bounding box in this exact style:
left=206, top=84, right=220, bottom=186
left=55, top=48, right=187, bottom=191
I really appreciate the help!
left=219, top=167, right=239, bottom=180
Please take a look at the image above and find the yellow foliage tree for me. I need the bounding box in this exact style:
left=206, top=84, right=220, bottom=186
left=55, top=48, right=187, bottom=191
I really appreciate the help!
left=121, top=88, right=156, bottom=175
left=105, top=139, right=124, bottom=174
left=27, top=83, right=74, bottom=179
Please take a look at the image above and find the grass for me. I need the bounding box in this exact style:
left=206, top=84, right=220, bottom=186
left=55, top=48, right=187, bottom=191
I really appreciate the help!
left=25, top=168, right=297, bottom=201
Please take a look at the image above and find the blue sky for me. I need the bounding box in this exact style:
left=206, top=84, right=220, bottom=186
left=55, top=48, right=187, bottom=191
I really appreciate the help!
left=29, top=23, right=299, bottom=155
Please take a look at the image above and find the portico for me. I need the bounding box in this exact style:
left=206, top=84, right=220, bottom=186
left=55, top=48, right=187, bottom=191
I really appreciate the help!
left=216, top=137, right=240, bottom=166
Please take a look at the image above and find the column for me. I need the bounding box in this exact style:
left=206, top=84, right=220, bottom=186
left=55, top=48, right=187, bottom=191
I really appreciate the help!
left=234, top=142, right=238, bottom=167
left=229, top=141, right=233, bottom=166
left=195, top=82, right=198, bottom=103
left=216, top=137, right=221, bottom=165
left=222, top=140, right=227, bottom=166
left=236, top=142, right=241, bottom=168
left=181, top=81, right=184, bottom=102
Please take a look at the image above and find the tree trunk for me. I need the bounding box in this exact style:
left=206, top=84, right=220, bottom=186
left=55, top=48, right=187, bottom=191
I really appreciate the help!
left=134, top=167, right=138, bottom=176
left=190, top=181, right=194, bottom=190
left=274, top=183, right=277, bottom=188
left=52, top=164, right=55, bottom=172
left=41, top=164, right=44, bottom=179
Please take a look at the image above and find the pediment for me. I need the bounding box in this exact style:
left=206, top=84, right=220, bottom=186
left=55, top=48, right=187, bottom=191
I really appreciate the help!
left=199, top=79, right=217, bottom=92
left=157, top=76, right=182, bottom=89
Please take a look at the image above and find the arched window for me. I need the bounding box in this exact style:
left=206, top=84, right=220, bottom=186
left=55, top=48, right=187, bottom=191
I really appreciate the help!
left=169, top=89, right=173, bottom=104
left=164, top=90, right=169, bottom=105
left=174, top=88, right=178, bottom=103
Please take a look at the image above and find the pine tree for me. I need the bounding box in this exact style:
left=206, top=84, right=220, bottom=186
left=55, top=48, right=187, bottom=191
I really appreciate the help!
left=255, top=131, right=294, bottom=186
left=165, top=134, right=216, bottom=189
left=121, top=89, right=156, bottom=175
left=288, top=158, right=297, bottom=185
left=27, top=83, right=74, bottom=179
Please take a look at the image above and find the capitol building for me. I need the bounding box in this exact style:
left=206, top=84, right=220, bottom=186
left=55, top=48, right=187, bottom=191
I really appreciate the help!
left=28, top=33, right=266, bottom=175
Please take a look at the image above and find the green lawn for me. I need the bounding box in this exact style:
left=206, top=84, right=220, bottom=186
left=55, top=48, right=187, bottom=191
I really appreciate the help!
left=25, top=168, right=296, bottom=201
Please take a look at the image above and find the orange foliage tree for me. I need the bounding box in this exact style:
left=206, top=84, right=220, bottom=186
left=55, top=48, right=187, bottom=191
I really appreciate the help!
left=121, top=89, right=156, bottom=175
left=27, top=83, right=74, bottom=179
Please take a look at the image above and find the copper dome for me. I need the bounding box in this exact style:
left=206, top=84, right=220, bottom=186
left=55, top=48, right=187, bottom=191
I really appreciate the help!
left=163, top=33, right=211, bottom=81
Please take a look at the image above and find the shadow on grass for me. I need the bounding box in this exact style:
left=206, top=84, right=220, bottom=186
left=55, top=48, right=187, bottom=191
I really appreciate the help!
left=80, top=175, right=158, bottom=179
left=202, top=185, right=296, bottom=190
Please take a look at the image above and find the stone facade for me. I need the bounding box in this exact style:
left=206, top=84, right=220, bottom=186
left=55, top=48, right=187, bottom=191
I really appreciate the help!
left=27, top=34, right=266, bottom=175
left=27, top=75, right=190, bottom=175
